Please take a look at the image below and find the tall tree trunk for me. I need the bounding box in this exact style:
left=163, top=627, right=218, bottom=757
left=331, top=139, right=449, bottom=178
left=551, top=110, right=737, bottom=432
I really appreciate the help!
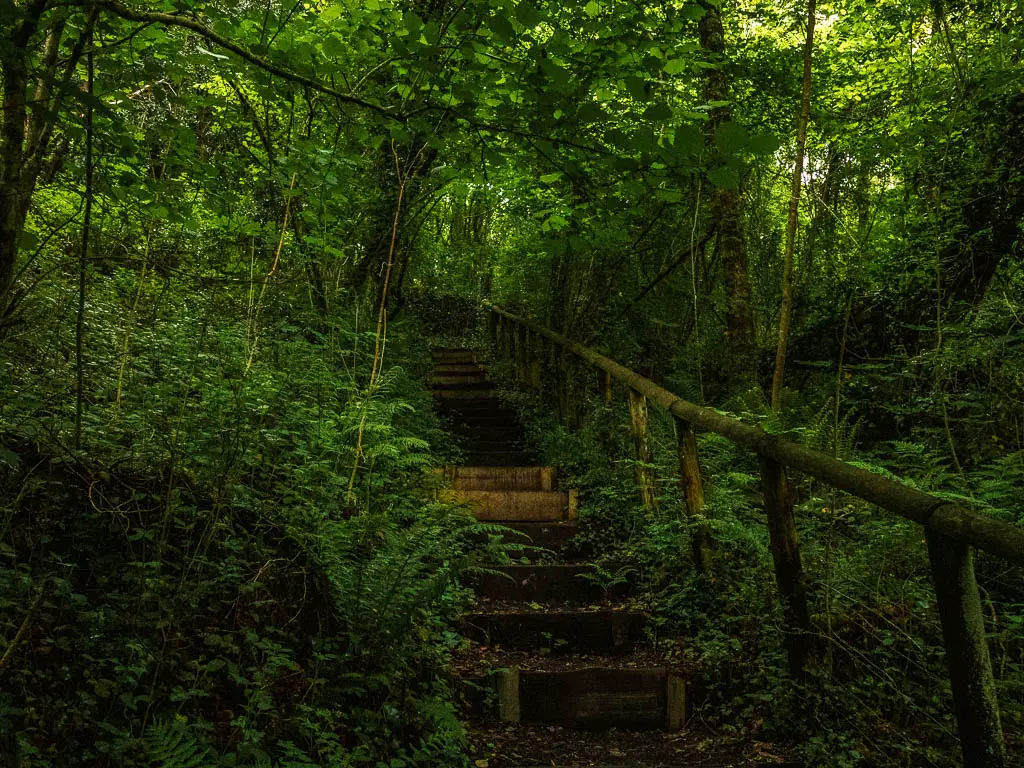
left=770, top=0, right=816, bottom=411
left=698, top=1, right=756, bottom=391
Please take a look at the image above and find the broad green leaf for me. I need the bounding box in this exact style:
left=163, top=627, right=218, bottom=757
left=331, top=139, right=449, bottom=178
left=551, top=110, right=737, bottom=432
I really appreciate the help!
left=714, top=121, right=748, bottom=154
left=487, top=13, right=516, bottom=41
left=515, top=2, right=541, bottom=27
left=624, top=76, right=648, bottom=102
left=674, top=124, right=703, bottom=155
left=707, top=164, right=739, bottom=189
left=643, top=102, right=672, bottom=122
left=748, top=131, right=781, bottom=156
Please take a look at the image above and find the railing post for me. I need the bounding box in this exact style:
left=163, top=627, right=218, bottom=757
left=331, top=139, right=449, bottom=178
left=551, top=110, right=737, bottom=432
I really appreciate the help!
left=600, top=369, right=612, bottom=404
left=926, top=525, right=1005, bottom=767
left=628, top=388, right=658, bottom=513
left=528, top=331, right=542, bottom=389
left=512, top=323, right=525, bottom=383
left=674, top=417, right=712, bottom=574
left=502, top=317, right=513, bottom=359
left=488, top=308, right=498, bottom=348
left=759, top=455, right=815, bottom=678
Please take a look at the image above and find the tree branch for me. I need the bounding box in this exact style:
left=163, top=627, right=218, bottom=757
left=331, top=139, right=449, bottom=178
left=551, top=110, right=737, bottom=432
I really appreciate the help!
left=48, top=0, right=401, bottom=122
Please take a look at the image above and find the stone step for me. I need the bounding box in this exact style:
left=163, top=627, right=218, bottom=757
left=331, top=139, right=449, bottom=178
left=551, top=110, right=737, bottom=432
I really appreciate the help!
left=463, top=667, right=685, bottom=731
left=443, top=489, right=569, bottom=520
left=447, top=466, right=556, bottom=491
left=466, top=451, right=536, bottom=467
left=461, top=610, right=646, bottom=652
left=474, top=565, right=606, bottom=603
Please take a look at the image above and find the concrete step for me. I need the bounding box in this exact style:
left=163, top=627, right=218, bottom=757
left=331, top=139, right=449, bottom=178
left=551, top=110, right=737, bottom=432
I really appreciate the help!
left=462, top=667, right=685, bottom=731
left=447, top=466, right=556, bottom=491
left=443, top=489, right=569, bottom=521
left=466, top=451, right=536, bottom=467
left=461, top=610, right=646, bottom=652
left=474, top=565, right=606, bottom=603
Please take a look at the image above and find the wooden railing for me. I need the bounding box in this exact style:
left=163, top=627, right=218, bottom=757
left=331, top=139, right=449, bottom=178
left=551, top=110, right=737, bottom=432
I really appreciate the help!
left=488, top=304, right=1022, bottom=768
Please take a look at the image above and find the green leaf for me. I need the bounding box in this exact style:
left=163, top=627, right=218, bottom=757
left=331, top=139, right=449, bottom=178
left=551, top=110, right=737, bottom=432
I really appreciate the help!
left=487, top=13, right=516, bottom=41
left=664, top=59, right=687, bottom=75
left=540, top=58, right=570, bottom=87
left=642, top=102, right=672, bottom=122
left=515, top=2, right=541, bottom=27
left=748, top=131, right=781, bottom=156
left=539, top=172, right=563, bottom=184
left=714, top=121, right=749, bottom=154
left=624, top=76, right=648, bottom=102
left=320, top=4, right=344, bottom=22
left=673, top=123, right=703, bottom=155
left=584, top=0, right=602, bottom=17
left=707, top=164, right=739, bottom=189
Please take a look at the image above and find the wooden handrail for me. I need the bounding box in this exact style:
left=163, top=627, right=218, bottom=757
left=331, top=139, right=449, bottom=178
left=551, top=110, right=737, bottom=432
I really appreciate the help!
left=489, top=303, right=1014, bottom=767
left=490, top=304, right=1024, bottom=565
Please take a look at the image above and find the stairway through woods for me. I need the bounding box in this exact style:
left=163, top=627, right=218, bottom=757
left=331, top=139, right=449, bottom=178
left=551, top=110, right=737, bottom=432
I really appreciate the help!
left=430, top=347, right=790, bottom=768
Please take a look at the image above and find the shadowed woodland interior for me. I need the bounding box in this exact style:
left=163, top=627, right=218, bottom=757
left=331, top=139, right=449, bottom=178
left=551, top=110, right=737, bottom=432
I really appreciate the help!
left=0, top=0, right=1023, bottom=766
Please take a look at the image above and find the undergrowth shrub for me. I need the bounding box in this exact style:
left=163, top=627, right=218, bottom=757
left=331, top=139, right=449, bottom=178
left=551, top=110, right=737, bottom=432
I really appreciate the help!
left=0, top=279, right=472, bottom=766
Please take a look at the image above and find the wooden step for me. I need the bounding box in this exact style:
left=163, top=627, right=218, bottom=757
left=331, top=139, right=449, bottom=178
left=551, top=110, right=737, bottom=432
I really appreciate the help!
left=466, top=451, right=536, bottom=467
left=430, top=374, right=491, bottom=387
left=466, top=439, right=525, bottom=453
left=442, top=413, right=520, bottom=426
left=501, top=522, right=579, bottom=551
left=447, top=466, right=555, bottom=491
left=466, top=522, right=579, bottom=553
left=461, top=610, right=646, bottom=652
left=432, top=388, right=500, bottom=400
left=443, top=489, right=568, bottom=520
left=467, top=667, right=685, bottom=731
left=433, top=363, right=484, bottom=375
left=432, top=348, right=476, bottom=362
left=474, top=565, right=604, bottom=603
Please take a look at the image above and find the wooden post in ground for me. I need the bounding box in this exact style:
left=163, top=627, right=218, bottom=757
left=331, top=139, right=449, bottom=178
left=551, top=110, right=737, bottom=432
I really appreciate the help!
left=528, top=331, right=542, bottom=389
left=674, top=417, right=712, bottom=574
left=488, top=309, right=498, bottom=349
left=759, top=455, right=815, bottom=677
left=628, top=388, right=658, bottom=513
left=600, top=369, right=613, bottom=404
left=926, top=524, right=1006, bottom=767
left=512, top=323, right=525, bottom=383
left=503, top=317, right=516, bottom=360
